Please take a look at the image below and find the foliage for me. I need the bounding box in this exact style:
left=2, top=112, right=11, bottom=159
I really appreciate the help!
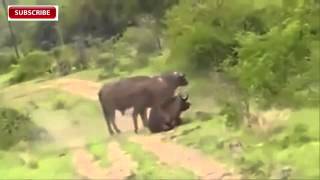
left=56, top=0, right=177, bottom=42
left=95, top=52, right=115, bottom=68
left=10, top=51, right=53, bottom=83
left=0, top=107, right=41, bottom=149
left=219, top=102, right=242, bottom=129
left=0, top=53, right=16, bottom=74
left=229, top=18, right=318, bottom=106
left=165, top=0, right=319, bottom=106
left=97, top=26, right=161, bottom=77
left=148, top=49, right=170, bottom=72
left=172, top=108, right=319, bottom=179
left=165, top=0, right=261, bottom=73
left=115, top=27, right=158, bottom=69
left=51, top=45, right=76, bottom=76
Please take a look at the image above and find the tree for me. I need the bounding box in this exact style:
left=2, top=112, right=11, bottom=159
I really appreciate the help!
left=2, top=0, right=20, bottom=59
left=227, top=0, right=320, bottom=107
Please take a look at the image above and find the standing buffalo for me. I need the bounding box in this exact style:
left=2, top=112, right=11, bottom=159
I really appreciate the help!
left=98, top=72, right=188, bottom=135
left=148, top=94, right=191, bottom=133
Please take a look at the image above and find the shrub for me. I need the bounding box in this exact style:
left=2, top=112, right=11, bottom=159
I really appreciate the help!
left=51, top=95, right=74, bottom=110
left=97, top=53, right=119, bottom=80
left=52, top=96, right=74, bottom=110
left=10, top=51, right=53, bottom=83
left=51, top=46, right=76, bottom=76
left=228, top=20, right=318, bottom=106
left=95, top=52, right=116, bottom=69
left=0, top=53, right=16, bottom=74
left=52, top=100, right=66, bottom=110
left=0, top=107, right=40, bottom=149
left=148, top=49, right=170, bottom=71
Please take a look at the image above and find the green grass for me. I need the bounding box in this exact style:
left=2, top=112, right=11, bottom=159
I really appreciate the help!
left=170, top=108, right=320, bottom=179
left=0, top=86, right=109, bottom=179
left=118, top=136, right=197, bottom=179
left=86, top=138, right=110, bottom=168
left=0, top=71, right=15, bottom=88
left=0, top=150, right=75, bottom=179
left=3, top=88, right=107, bottom=138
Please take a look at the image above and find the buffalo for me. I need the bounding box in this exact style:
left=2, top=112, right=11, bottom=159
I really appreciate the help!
left=98, top=72, right=188, bottom=135
left=148, top=94, right=191, bottom=133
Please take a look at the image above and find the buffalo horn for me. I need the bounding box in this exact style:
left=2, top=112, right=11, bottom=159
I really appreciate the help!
left=182, top=93, right=189, bottom=101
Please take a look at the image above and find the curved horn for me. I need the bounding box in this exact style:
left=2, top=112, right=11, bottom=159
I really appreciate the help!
left=182, top=93, right=189, bottom=101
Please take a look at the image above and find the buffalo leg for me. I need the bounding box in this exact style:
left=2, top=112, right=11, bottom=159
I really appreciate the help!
left=133, top=110, right=139, bottom=134
left=139, top=109, right=148, bottom=127
left=109, top=111, right=121, bottom=133
left=106, top=117, right=114, bottom=135
left=99, top=103, right=114, bottom=135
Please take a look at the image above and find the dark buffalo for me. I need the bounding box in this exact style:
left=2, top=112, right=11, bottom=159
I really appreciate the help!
left=98, top=72, right=188, bottom=135
left=148, top=94, right=191, bottom=133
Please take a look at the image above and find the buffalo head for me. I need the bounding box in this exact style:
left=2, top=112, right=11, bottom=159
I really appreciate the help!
left=173, top=71, right=188, bottom=86
left=178, top=93, right=191, bottom=111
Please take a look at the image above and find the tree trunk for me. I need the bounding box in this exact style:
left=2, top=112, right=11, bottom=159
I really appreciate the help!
left=154, top=19, right=162, bottom=51
left=2, top=0, right=20, bottom=59
left=55, top=22, right=64, bottom=46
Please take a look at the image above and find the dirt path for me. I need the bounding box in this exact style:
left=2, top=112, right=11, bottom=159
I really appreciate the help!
left=104, top=141, right=137, bottom=178
left=73, top=148, right=108, bottom=179
left=41, top=78, right=100, bottom=100
left=130, top=134, right=238, bottom=180
left=39, top=78, right=239, bottom=179
left=73, top=141, right=136, bottom=179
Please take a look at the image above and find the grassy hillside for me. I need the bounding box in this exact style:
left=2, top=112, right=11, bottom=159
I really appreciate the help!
left=165, top=108, right=319, bottom=179
left=0, top=81, right=108, bottom=179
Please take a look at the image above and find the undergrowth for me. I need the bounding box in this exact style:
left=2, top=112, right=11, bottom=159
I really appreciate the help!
left=171, top=108, right=320, bottom=179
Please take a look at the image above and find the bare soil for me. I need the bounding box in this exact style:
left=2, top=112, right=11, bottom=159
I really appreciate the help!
left=73, top=141, right=136, bottom=179
left=130, top=134, right=239, bottom=180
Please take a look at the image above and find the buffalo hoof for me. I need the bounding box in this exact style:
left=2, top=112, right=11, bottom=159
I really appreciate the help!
left=116, top=129, right=121, bottom=133
left=142, top=122, right=148, bottom=127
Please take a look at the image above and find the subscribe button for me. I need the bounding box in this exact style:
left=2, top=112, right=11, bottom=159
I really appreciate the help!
left=8, top=5, right=58, bottom=21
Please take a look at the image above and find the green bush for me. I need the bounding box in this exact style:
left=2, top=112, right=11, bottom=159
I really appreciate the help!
left=95, top=52, right=116, bottom=69
left=10, top=51, right=53, bottom=83
left=0, top=107, right=40, bottom=149
left=0, top=53, right=16, bottom=74
left=219, top=102, right=244, bottom=129
left=51, top=94, right=76, bottom=110
left=96, top=52, right=119, bottom=79
left=52, top=100, right=67, bottom=110
left=148, top=49, right=170, bottom=71
left=51, top=46, right=76, bottom=76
